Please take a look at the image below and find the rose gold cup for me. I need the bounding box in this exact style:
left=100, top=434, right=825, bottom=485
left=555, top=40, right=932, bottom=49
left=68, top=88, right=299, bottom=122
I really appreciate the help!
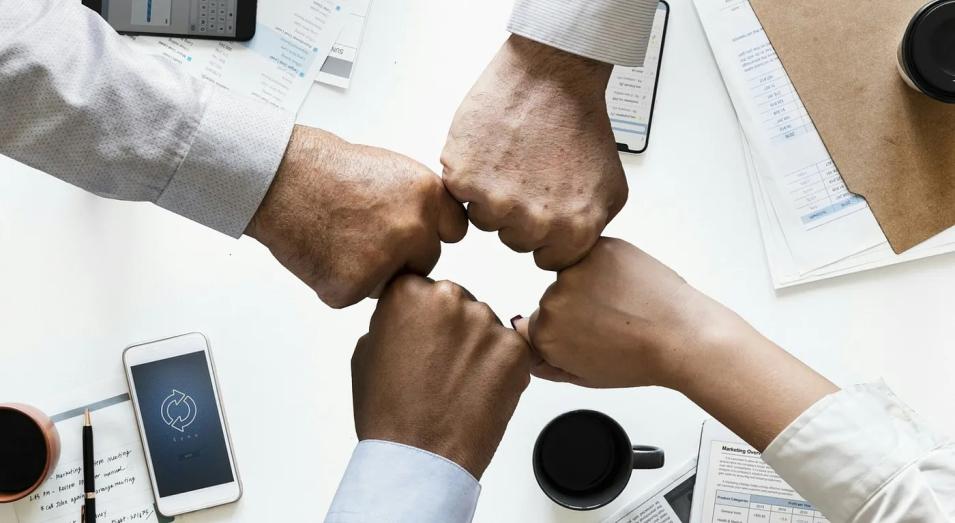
left=0, top=403, right=60, bottom=503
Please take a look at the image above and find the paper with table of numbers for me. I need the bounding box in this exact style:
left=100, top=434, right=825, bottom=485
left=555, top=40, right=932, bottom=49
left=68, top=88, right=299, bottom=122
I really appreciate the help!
left=689, top=420, right=828, bottom=523
left=695, top=0, right=955, bottom=288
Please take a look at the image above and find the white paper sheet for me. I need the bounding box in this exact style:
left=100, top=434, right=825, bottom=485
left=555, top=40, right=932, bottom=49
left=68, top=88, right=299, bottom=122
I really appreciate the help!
left=604, top=459, right=697, bottom=523
left=10, top=380, right=168, bottom=523
left=126, top=0, right=349, bottom=112
left=689, top=420, right=829, bottom=523
left=316, top=0, right=371, bottom=88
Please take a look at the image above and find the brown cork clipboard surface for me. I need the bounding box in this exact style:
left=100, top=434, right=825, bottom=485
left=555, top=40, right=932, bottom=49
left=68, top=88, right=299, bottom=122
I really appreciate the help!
left=749, top=0, right=955, bottom=253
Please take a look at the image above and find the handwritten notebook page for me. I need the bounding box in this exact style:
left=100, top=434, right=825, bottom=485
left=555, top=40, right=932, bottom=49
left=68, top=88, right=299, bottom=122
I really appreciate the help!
left=11, top=380, right=171, bottom=523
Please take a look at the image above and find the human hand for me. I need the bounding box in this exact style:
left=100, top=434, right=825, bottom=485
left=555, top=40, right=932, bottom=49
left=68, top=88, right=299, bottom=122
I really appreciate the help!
left=514, top=238, right=747, bottom=389
left=351, top=275, right=531, bottom=479
left=441, top=35, right=627, bottom=270
left=246, top=126, right=468, bottom=308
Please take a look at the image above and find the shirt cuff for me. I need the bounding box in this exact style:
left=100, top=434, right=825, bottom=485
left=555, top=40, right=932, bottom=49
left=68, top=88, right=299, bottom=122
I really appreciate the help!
left=325, top=440, right=481, bottom=523
left=155, top=88, right=295, bottom=238
left=506, top=0, right=658, bottom=67
left=762, top=382, right=951, bottom=523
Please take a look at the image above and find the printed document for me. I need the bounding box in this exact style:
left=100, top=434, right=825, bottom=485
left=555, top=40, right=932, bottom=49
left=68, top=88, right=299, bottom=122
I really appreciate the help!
left=127, top=0, right=349, bottom=112
left=7, top=380, right=170, bottom=523
left=742, top=129, right=955, bottom=287
left=604, top=459, right=697, bottom=523
left=694, top=0, right=884, bottom=274
left=316, top=0, right=372, bottom=88
left=689, top=420, right=828, bottom=523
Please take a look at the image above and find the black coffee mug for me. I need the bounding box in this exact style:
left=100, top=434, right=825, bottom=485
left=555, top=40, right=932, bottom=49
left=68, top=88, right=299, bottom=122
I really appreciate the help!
left=533, top=410, right=664, bottom=510
left=0, top=403, right=60, bottom=503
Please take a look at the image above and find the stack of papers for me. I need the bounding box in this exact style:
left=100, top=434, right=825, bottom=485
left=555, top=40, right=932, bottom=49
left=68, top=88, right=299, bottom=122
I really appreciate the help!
left=694, top=0, right=955, bottom=288
left=126, top=0, right=353, bottom=112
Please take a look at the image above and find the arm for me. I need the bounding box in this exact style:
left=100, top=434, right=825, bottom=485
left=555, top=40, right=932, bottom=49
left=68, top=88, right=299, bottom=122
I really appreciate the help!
left=516, top=238, right=955, bottom=521
left=440, top=0, right=660, bottom=270
left=1, top=1, right=466, bottom=308
left=326, top=276, right=531, bottom=521
left=0, top=0, right=293, bottom=237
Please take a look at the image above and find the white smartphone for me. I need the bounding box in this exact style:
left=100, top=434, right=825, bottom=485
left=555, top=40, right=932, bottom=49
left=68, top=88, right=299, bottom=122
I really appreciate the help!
left=123, top=333, right=241, bottom=517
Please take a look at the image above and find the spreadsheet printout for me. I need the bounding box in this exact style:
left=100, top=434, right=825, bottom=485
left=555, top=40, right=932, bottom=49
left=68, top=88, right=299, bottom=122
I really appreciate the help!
left=126, top=0, right=350, bottom=112
left=689, top=421, right=829, bottom=523
left=694, top=0, right=884, bottom=275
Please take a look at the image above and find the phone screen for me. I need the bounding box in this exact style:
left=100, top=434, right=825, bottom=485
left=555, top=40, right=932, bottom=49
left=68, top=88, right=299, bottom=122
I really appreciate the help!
left=606, top=0, right=669, bottom=153
left=97, top=0, right=239, bottom=38
left=664, top=474, right=695, bottom=523
left=130, top=350, right=234, bottom=497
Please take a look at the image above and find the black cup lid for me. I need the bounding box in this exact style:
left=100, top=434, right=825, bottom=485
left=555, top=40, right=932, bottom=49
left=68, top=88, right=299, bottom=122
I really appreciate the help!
left=907, top=0, right=955, bottom=101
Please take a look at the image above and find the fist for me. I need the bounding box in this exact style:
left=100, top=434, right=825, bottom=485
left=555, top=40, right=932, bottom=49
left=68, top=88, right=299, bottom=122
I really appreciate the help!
left=351, top=275, right=531, bottom=479
left=247, top=126, right=467, bottom=308
left=516, top=238, right=740, bottom=389
left=441, top=35, right=628, bottom=270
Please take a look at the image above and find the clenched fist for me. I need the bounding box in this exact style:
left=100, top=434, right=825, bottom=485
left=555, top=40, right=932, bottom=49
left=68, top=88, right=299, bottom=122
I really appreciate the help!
left=246, top=126, right=468, bottom=308
left=351, top=275, right=531, bottom=479
left=442, top=35, right=628, bottom=270
left=515, top=238, right=737, bottom=389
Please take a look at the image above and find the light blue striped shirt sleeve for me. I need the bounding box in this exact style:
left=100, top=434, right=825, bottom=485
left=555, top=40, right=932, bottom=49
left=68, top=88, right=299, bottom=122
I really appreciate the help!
left=507, top=0, right=659, bottom=67
left=325, top=440, right=481, bottom=523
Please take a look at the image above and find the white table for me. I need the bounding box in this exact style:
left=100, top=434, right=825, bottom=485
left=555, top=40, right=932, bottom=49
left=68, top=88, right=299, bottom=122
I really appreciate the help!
left=3, top=1, right=955, bottom=521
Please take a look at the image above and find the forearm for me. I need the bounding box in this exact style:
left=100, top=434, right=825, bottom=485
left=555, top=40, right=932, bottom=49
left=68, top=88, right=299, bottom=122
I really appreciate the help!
left=666, top=294, right=838, bottom=451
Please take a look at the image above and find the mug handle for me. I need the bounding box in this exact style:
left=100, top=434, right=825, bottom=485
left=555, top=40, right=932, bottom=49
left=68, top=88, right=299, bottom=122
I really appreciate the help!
left=632, top=445, right=665, bottom=469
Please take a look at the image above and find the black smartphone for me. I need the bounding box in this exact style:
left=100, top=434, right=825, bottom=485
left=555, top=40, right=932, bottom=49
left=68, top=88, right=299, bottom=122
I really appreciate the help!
left=607, top=0, right=669, bottom=154
left=82, top=0, right=256, bottom=41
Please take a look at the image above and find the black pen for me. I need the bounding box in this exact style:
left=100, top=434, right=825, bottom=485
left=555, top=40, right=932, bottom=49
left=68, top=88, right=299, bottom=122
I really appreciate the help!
left=83, top=408, right=96, bottom=523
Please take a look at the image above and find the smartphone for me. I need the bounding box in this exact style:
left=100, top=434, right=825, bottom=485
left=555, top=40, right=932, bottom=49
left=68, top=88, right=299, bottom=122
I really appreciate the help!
left=606, top=0, right=669, bottom=154
left=82, top=0, right=257, bottom=41
left=123, top=333, right=241, bottom=517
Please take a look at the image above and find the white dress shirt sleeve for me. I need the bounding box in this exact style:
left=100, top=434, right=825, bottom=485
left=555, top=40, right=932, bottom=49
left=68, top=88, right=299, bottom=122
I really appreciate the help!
left=0, top=0, right=295, bottom=237
left=763, top=382, right=955, bottom=522
left=507, top=0, right=659, bottom=67
left=325, top=440, right=481, bottom=523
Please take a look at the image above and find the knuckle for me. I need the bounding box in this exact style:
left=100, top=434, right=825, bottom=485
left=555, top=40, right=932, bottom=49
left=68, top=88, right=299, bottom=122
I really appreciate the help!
left=467, top=301, right=498, bottom=325
left=395, top=215, right=431, bottom=243
left=386, top=274, right=426, bottom=300
left=433, top=279, right=464, bottom=302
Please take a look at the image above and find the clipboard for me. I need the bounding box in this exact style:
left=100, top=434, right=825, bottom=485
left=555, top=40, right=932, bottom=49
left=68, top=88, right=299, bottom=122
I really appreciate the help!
left=749, top=0, right=955, bottom=253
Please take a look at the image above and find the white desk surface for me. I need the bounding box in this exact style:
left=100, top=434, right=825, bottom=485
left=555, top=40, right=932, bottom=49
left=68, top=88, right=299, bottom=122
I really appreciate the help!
left=3, top=1, right=955, bottom=521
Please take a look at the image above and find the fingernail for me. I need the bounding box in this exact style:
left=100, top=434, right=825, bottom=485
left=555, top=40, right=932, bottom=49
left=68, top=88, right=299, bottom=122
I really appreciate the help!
left=509, top=315, right=523, bottom=330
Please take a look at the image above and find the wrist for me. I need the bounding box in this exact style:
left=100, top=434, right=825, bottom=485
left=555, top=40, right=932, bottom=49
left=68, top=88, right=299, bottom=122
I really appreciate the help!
left=502, top=34, right=613, bottom=101
left=245, top=125, right=327, bottom=245
left=651, top=287, right=752, bottom=391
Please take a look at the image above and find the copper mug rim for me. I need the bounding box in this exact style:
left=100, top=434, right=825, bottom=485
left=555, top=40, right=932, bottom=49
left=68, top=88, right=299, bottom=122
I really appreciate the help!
left=0, top=403, right=60, bottom=503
